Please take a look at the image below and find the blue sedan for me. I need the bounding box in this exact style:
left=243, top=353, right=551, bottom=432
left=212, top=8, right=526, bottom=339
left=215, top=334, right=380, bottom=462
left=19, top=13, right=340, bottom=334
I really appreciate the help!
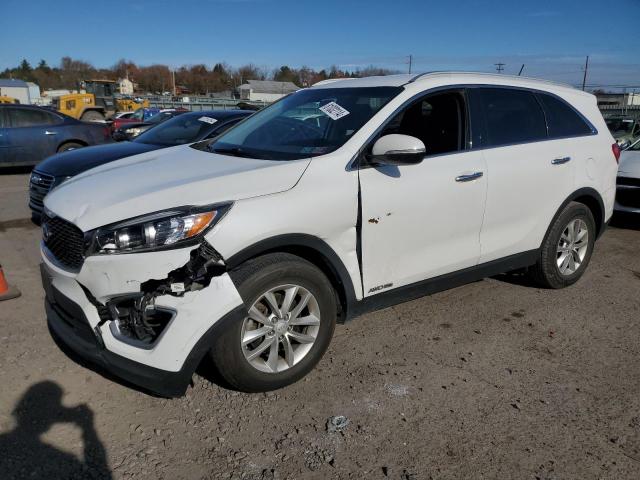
left=0, top=105, right=113, bottom=167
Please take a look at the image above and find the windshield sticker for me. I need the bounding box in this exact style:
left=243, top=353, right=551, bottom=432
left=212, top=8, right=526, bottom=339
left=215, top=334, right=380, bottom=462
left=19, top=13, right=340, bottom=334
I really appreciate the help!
left=198, top=116, right=218, bottom=125
left=319, top=102, right=350, bottom=121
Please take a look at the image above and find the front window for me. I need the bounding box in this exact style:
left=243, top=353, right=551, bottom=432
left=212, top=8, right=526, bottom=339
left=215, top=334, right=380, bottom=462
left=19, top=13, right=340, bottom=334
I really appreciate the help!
left=205, top=86, right=402, bottom=160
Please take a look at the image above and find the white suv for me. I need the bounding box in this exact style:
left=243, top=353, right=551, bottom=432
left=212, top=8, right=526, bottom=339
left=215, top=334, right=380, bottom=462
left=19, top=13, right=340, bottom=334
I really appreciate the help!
left=40, top=73, right=618, bottom=396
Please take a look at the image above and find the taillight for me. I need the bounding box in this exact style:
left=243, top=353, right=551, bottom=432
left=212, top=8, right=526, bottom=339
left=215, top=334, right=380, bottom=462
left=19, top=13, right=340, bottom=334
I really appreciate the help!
left=612, top=143, right=621, bottom=164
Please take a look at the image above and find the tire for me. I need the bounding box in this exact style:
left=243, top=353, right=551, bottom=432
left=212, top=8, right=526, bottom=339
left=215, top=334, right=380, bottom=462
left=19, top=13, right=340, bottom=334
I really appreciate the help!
left=80, top=110, right=104, bottom=122
left=57, top=142, right=83, bottom=153
left=210, top=253, right=337, bottom=392
left=529, top=201, right=596, bottom=289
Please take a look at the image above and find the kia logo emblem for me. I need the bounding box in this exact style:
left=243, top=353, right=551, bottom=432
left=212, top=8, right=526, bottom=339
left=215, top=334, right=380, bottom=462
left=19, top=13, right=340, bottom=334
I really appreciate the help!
left=42, top=222, right=51, bottom=241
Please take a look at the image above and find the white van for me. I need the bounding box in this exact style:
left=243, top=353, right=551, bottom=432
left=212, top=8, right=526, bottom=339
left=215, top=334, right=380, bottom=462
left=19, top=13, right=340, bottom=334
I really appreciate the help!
left=41, top=73, right=618, bottom=396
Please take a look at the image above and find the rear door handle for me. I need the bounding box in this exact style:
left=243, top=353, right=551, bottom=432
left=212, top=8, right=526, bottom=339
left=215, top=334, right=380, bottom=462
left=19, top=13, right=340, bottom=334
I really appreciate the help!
left=44, top=130, right=57, bottom=135
left=455, top=171, right=483, bottom=182
left=552, top=156, right=571, bottom=165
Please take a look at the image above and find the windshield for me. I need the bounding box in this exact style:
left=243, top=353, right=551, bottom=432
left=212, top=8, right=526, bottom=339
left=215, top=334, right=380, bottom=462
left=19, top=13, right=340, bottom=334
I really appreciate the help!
left=136, top=113, right=222, bottom=146
left=207, top=86, right=402, bottom=160
left=606, top=119, right=634, bottom=133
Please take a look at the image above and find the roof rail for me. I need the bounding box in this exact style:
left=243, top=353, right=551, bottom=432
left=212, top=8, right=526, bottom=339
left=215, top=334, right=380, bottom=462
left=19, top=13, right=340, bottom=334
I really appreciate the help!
left=312, top=78, right=357, bottom=87
left=407, top=72, right=435, bottom=83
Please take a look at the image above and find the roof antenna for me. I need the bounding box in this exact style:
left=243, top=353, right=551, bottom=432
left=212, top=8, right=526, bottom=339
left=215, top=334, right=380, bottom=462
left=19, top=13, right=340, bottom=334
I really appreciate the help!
left=518, top=64, right=525, bottom=76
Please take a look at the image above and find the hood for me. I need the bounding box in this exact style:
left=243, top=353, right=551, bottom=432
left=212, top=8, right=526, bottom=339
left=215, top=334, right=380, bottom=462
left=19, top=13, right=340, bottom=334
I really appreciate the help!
left=36, top=142, right=162, bottom=177
left=618, top=150, right=640, bottom=178
left=44, top=144, right=311, bottom=231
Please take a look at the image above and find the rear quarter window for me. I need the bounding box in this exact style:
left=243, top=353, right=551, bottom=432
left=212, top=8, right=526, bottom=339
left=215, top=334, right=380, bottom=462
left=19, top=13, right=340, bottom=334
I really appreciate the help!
left=470, top=87, right=547, bottom=148
left=536, top=93, right=593, bottom=138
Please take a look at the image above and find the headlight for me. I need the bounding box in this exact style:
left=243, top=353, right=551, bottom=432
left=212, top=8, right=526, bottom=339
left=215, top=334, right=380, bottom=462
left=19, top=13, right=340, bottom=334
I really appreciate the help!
left=127, top=127, right=143, bottom=137
left=92, top=204, right=231, bottom=254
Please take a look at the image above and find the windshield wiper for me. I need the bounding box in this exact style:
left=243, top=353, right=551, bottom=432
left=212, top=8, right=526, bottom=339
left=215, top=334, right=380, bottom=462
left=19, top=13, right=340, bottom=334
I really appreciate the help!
left=209, top=146, right=253, bottom=158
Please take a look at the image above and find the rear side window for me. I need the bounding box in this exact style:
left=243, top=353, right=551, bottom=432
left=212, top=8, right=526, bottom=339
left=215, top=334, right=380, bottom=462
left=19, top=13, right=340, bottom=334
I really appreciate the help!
left=536, top=93, right=593, bottom=138
left=8, top=108, right=60, bottom=127
left=470, top=88, right=547, bottom=148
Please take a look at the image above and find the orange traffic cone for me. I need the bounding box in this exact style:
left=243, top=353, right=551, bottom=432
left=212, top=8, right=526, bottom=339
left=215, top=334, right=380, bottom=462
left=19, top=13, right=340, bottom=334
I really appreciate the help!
left=0, top=264, right=21, bottom=301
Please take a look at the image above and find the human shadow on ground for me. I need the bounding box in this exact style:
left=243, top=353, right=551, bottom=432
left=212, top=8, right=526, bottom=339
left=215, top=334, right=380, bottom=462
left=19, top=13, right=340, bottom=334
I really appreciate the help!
left=0, top=381, right=112, bottom=479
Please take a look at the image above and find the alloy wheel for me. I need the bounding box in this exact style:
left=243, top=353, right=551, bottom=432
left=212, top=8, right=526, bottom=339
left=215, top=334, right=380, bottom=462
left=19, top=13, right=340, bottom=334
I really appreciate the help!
left=241, top=284, right=321, bottom=373
left=556, top=218, right=589, bottom=276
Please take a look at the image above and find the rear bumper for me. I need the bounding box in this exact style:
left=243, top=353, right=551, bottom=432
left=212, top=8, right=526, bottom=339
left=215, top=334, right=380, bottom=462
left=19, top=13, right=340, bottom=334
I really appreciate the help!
left=614, top=184, right=640, bottom=214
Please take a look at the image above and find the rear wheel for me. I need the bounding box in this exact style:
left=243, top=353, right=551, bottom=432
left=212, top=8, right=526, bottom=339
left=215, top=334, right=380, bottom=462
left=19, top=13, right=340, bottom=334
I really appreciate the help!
left=57, top=142, right=83, bottom=153
left=529, top=201, right=596, bottom=288
left=210, top=253, right=337, bottom=392
left=80, top=110, right=104, bottom=122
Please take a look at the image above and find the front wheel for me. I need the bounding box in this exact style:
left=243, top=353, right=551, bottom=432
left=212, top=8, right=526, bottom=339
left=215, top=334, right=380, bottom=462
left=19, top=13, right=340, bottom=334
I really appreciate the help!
left=529, top=201, right=596, bottom=289
left=210, top=253, right=337, bottom=392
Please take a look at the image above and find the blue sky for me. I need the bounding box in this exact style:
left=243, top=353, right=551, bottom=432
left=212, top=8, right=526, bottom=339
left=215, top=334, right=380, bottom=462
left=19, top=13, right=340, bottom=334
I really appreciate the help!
left=1, top=0, right=639, bottom=89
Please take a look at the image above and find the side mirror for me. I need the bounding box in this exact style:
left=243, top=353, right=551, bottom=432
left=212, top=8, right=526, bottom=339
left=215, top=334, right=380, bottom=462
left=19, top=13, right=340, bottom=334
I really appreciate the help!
left=368, top=134, right=426, bottom=166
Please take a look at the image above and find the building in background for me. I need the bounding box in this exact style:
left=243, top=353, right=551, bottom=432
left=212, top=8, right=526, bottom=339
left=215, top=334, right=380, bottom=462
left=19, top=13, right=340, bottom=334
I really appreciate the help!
left=238, top=80, right=298, bottom=102
left=596, top=92, right=640, bottom=108
left=0, top=79, right=41, bottom=104
left=118, top=78, right=134, bottom=95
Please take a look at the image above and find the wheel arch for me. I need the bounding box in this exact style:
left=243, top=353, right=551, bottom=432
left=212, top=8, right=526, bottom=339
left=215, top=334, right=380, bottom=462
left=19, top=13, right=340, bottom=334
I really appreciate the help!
left=57, top=139, right=88, bottom=152
left=545, top=187, right=606, bottom=243
left=224, top=234, right=358, bottom=322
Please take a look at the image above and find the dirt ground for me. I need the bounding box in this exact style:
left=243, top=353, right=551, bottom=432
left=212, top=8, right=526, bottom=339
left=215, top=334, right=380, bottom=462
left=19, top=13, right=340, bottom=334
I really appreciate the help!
left=1, top=171, right=640, bottom=480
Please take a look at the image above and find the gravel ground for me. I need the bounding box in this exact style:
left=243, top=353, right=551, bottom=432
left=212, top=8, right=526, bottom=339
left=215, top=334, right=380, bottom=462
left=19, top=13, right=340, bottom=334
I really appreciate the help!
left=1, top=172, right=640, bottom=479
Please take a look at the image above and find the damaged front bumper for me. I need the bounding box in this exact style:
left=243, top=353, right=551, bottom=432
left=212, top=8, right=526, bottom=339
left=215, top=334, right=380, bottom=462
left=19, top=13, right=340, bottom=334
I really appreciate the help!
left=41, top=241, right=245, bottom=397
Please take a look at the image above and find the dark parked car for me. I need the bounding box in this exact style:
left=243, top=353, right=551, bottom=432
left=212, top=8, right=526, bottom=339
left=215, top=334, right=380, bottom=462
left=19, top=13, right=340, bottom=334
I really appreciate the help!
left=112, top=109, right=188, bottom=141
left=0, top=105, right=112, bottom=167
left=29, top=109, right=251, bottom=222
left=110, top=107, right=160, bottom=132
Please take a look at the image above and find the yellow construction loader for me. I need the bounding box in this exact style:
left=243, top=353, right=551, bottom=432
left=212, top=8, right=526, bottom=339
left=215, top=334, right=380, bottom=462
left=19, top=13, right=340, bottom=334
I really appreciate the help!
left=53, top=80, right=148, bottom=121
left=0, top=96, right=19, bottom=104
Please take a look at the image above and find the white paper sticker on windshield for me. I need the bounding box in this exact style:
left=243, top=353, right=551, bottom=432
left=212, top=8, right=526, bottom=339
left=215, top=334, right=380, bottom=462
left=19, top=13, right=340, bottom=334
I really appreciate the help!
left=198, top=116, right=218, bottom=125
left=319, top=102, right=350, bottom=120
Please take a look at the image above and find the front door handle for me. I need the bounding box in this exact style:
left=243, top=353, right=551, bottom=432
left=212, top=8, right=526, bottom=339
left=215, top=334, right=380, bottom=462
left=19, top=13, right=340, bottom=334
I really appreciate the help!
left=44, top=130, right=57, bottom=135
left=455, top=171, right=484, bottom=182
left=552, top=156, right=571, bottom=165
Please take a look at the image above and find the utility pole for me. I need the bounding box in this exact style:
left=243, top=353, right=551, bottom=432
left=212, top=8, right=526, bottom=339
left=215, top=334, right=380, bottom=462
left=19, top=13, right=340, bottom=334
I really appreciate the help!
left=172, top=69, right=176, bottom=96
left=518, top=64, right=525, bottom=76
left=407, top=55, right=413, bottom=74
left=581, top=55, right=589, bottom=91
left=494, top=63, right=505, bottom=74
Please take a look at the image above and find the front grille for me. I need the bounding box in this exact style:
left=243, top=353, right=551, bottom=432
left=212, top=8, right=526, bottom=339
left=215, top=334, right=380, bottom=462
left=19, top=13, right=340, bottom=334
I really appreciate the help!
left=42, top=214, right=86, bottom=270
left=29, top=171, right=56, bottom=212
